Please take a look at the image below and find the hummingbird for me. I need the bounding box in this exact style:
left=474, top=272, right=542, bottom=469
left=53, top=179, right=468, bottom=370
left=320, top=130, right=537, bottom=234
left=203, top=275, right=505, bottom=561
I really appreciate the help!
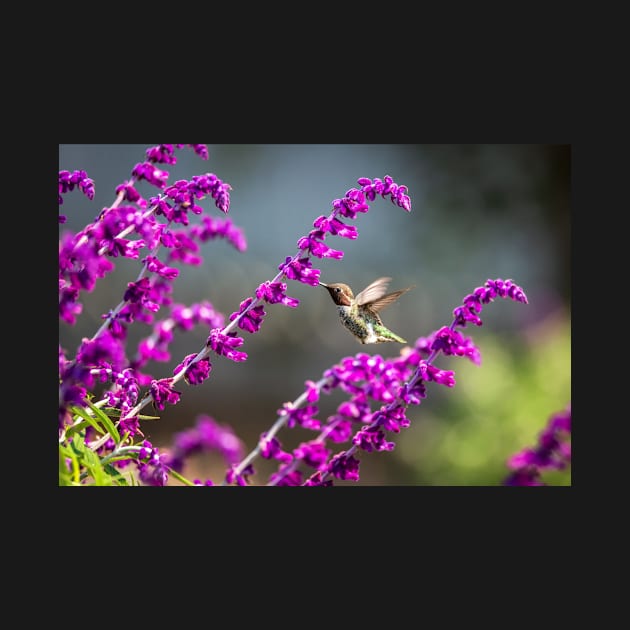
left=319, top=276, right=414, bottom=344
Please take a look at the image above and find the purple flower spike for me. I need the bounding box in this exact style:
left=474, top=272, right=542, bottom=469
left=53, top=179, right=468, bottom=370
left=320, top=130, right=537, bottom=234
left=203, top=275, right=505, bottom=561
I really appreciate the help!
left=454, top=278, right=528, bottom=328
left=357, top=176, right=411, bottom=212
left=293, top=440, right=330, bottom=470
left=59, top=170, right=95, bottom=204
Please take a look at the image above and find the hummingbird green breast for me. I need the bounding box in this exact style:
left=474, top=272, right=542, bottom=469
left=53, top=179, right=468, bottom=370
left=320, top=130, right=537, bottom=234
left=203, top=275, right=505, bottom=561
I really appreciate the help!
left=319, top=277, right=413, bottom=344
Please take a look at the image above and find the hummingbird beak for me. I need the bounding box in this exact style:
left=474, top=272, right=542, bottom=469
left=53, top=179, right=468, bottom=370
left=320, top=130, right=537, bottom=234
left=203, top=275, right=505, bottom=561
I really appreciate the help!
left=318, top=281, right=328, bottom=288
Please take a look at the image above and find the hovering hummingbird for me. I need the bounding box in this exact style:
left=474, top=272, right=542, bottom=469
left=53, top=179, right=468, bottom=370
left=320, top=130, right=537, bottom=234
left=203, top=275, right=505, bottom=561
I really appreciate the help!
left=319, top=276, right=414, bottom=344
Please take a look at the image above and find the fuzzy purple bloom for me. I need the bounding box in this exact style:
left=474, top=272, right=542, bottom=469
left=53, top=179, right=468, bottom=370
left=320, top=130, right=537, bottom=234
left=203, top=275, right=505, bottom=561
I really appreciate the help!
left=353, top=426, right=395, bottom=452
left=293, top=441, right=330, bottom=470
left=149, top=378, right=182, bottom=410
left=168, top=414, right=244, bottom=472
left=59, top=170, right=95, bottom=204
left=143, top=255, right=179, bottom=280
left=279, top=256, right=321, bottom=286
left=259, top=433, right=293, bottom=464
left=358, top=175, right=412, bottom=212
left=132, top=162, right=170, bottom=189
left=313, top=215, right=358, bottom=239
left=297, top=231, right=344, bottom=259
left=431, top=327, right=482, bottom=365
left=327, top=451, right=361, bottom=481
left=170, top=301, right=225, bottom=331
left=225, top=463, right=254, bottom=486
left=192, top=215, right=247, bottom=251
left=136, top=441, right=170, bottom=486
left=115, top=181, right=144, bottom=204
left=207, top=329, right=248, bottom=362
left=174, top=353, right=212, bottom=385
left=269, top=467, right=304, bottom=486
left=303, top=471, right=333, bottom=486
left=279, top=402, right=321, bottom=430
left=229, top=297, right=266, bottom=334
left=332, top=188, right=370, bottom=219
left=453, top=278, right=528, bottom=328
left=255, top=281, right=299, bottom=308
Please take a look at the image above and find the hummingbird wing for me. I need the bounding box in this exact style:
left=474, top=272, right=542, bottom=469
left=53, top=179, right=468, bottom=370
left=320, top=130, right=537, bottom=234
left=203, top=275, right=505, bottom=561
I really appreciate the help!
left=355, top=277, right=392, bottom=306
left=369, top=286, right=415, bottom=313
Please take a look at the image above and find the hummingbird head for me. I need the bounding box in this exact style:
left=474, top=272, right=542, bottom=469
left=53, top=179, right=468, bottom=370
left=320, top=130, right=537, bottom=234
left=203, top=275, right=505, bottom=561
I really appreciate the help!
left=319, top=281, right=354, bottom=306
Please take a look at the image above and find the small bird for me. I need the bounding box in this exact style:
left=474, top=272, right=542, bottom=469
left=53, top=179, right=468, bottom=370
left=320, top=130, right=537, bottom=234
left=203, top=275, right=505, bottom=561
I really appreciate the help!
left=319, top=276, right=414, bottom=344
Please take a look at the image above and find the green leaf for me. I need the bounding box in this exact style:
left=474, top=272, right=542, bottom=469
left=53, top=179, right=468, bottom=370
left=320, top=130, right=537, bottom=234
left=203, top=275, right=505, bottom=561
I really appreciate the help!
left=65, top=419, right=91, bottom=438
left=70, top=406, right=105, bottom=437
left=104, top=463, right=129, bottom=486
left=85, top=399, right=121, bottom=445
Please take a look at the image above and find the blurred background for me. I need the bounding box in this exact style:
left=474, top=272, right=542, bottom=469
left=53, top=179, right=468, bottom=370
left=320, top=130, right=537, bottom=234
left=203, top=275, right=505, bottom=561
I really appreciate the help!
left=59, top=144, right=571, bottom=485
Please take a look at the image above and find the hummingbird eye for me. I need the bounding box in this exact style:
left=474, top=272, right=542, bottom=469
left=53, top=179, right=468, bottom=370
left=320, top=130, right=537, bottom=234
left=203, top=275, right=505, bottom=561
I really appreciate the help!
left=335, top=288, right=340, bottom=293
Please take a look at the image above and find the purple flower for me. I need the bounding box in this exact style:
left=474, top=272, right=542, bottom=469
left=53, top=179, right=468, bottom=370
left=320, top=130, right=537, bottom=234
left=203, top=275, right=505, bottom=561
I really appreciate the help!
left=430, top=327, right=482, bottom=365
left=173, top=353, right=212, bottom=385
left=207, top=329, right=248, bottom=362
left=168, top=414, right=244, bottom=471
left=353, top=426, right=395, bottom=452
left=225, top=464, right=254, bottom=486
left=143, top=255, right=179, bottom=280
left=123, top=277, right=161, bottom=314
left=416, top=361, right=456, bottom=387
left=145, top=144, right=178, bottom=165
left=327, top=451, right=360, bottom=481
left=118, top=415, right=140, bottom=437
left=59, top=170, right=95, bottom=204
left=293, top=440, right=330, bottom=470
left=325, top=418, right=353, bottom=443
left=332, top=188, right=369, bottom=219
left=279, top=402, right=321, bottom=430
left=269, top=468, right=304, bottom=486
left=192, top=215, right=247, bottom=251
left=229, top=297, right=266, bottom=334
left=115, top=181, right=144, bottom=204
left=303, top=471, right=333, bottom=486
left=255, top=281, right=299, bottom=308
left=453, top=278, right=528, bottom=328
left=131, top=161, right=170, bottom=189
left=376, top=404, right=411, bottom=433
left=313, top=215, right=358, bottom=239
left=259, top=433, right=293, bottom=464
left=149, top=378, right=182, bottom=410
left=304, top=380, right=320, bottom=403
left=76, top=331, right=126, bottom=374
left=136, top=441, right=170, bottom=486
left=358, top=175, right=412, bottom=212
left=297, top=231, right=344, bottom=259
left=170, top=301, right=225, bottom=331
left=278, top=256, right=321, bottom=286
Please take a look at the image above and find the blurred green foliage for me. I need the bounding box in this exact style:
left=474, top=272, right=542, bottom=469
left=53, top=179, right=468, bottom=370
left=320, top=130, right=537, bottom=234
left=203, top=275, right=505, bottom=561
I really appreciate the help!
left=395, top=311, right=570, bottom=485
